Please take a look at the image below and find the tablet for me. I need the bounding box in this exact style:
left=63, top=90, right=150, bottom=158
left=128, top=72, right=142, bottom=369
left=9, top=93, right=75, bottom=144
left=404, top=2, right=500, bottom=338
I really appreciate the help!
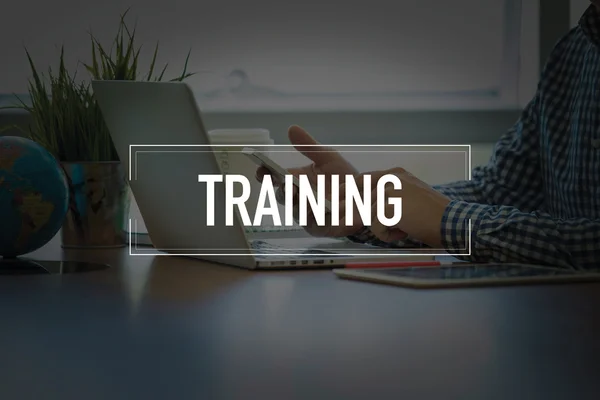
left=332, top=263, right=600, bottom=288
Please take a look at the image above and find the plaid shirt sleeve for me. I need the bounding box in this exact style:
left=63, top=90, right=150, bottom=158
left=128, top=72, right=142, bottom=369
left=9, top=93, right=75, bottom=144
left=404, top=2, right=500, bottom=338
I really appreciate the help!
left=432, top=93, right=544, bottom=212
left=349, top=96, right=547, bottom=253
left=348, top=10, right=600, bottom=270
left=441, top=201, right=600, bottom=270
left=348, top=92, right=600, bottom=269
left=435, top=51, right=600, bottom=270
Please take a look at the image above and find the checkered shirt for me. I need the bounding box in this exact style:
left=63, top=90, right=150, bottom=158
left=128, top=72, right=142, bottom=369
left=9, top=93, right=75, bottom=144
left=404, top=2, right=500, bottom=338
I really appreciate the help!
left=349, top=5, right=600, bottom=270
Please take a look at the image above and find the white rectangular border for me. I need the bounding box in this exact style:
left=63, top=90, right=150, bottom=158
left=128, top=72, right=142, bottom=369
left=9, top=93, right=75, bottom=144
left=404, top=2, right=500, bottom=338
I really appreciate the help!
left=128, top=144, right=472, bottom=257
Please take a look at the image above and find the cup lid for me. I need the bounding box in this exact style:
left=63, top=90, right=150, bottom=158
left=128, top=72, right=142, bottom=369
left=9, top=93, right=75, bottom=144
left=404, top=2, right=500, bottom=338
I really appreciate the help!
left=208, top=128, right=271, bottom=144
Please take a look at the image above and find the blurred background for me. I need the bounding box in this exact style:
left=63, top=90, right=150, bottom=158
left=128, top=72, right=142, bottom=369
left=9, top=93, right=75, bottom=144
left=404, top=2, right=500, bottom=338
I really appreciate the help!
left=2, top=0, right=584, bottom=144
left=0, top=0, right=587, bottom=232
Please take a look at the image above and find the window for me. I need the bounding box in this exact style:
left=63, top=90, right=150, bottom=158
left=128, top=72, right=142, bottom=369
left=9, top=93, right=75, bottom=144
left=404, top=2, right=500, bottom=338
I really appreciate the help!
left=1, top=0, right=538, bottom=111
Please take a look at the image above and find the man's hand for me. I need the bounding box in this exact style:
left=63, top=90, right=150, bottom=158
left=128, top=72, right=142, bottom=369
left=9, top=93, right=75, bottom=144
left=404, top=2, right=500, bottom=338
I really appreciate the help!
left=255, top=126, right=451, bottom=247
left=369, top=168, right=451, bottom=248
left=256, top=125, right=361, bottom=237
left=321, top=168, right=450, bottom=247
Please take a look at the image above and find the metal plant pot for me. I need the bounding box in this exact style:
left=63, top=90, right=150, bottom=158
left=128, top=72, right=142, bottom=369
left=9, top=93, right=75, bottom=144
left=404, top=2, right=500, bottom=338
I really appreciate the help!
left=60, top=162, right=130, bottom=248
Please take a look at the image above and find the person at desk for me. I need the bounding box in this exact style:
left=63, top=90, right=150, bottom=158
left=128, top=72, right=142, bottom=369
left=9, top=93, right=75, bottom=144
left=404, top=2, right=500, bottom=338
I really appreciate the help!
left=257, top=2, right=600, bottom=270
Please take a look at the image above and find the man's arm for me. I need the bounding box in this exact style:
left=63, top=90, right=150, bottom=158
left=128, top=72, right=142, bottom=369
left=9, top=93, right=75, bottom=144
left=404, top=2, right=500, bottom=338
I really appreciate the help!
left=433, top=95, right=543, bottom=212
left=348, top=92, right=600, bottom=268
left=443, top=201, right=600, bottom=270
left=348, top=95, right=545, bottom=248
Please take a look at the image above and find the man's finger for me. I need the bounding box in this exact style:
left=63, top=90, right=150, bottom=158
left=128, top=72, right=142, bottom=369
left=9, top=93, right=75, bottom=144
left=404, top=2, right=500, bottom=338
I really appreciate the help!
left=255, top=166, right=273, bottom=183
left=354, top=168, right=408, bottom=194
left=288, top=125, right=340, bottom=165
left=256, top=164, right=309, bottom=186
left=286, top=166, right=306, bottom=177
left=370, top=186, right=408, bottom=243
left=344, top=171, right=386, bottom=194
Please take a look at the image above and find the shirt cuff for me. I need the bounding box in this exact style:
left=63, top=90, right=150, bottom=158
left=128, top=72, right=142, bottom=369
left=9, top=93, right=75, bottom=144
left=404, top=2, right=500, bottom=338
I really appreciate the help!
left=346, top=227, right=428, bottom=248
left=346, top=227, right=403, bottom=248
left=440, top=200, right=489, bottom=253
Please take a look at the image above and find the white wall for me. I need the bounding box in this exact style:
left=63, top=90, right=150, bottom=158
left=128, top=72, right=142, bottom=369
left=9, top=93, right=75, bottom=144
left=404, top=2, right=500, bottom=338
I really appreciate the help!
left=2, top=1, right=536, bottom=145
left=1, top=0, right=537, bottom=111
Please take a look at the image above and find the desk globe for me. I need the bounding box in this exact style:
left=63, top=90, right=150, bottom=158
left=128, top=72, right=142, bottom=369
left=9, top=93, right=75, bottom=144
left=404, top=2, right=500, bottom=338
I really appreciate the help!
left=0, top=136, right=68, bottom=258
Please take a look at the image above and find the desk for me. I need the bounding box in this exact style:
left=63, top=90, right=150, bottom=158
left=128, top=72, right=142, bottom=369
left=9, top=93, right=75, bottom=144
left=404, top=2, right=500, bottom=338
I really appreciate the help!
left=1, top=235, right=600, bottom=400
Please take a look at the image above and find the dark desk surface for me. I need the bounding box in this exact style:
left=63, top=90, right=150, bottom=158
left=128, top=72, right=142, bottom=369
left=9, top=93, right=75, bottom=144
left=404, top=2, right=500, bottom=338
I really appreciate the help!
left=1, top=235, right=600, bottom=400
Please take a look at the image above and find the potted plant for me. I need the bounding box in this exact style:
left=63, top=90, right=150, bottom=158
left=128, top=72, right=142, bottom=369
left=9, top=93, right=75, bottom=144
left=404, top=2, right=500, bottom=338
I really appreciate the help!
left=2, top=10, right=194, bottom=248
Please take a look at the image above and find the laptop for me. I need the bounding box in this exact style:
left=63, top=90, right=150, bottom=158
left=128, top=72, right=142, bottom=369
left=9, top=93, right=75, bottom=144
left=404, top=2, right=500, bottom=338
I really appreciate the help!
left=92, top=80, right=437, bottom=269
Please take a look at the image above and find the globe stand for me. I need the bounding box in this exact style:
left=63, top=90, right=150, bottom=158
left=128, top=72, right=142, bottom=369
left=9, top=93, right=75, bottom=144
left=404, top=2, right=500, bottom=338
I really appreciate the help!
left=0, top=256, right=110, bottom=275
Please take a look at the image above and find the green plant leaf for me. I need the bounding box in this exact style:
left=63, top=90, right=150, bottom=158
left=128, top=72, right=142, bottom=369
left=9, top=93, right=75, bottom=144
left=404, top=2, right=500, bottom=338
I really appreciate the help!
left=10, top=8, right=195, bottom=162
left=146, top=42, right=159, bottom=81
left=157, top=63, right=169, bottom=81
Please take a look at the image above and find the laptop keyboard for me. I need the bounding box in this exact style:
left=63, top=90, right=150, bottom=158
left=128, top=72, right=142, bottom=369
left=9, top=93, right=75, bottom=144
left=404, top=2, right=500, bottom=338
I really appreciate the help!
left=251, top=237, right=427, bottom=255
left=251, top=240, right=344, bottom=257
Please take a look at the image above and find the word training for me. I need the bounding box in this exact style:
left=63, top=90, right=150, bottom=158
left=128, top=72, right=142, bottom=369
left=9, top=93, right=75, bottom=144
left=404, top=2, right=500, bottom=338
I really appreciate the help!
left=197, top=174, right=403, bottom=227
